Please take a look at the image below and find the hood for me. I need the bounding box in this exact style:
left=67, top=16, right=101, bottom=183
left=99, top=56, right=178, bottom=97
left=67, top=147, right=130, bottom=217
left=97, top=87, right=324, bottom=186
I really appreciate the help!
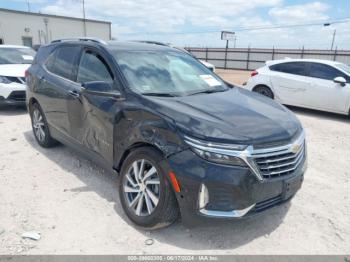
left=0, top=64, right=31, bottom=77
left=144, top=88, right=302, bottom=146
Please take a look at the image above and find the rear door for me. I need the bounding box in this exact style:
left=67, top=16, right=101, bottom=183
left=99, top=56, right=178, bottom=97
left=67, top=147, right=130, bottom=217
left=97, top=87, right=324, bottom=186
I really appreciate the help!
left=304, top=62, right=350, bottom=113
left=269, top=62, right=309, bottom=106
left=67, top=47, right=121, bottom=166
left=39, top=44, right=81, bottom=136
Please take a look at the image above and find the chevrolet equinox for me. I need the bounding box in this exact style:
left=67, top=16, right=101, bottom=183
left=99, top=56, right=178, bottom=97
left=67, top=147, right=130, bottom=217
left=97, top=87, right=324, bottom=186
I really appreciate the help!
left=26, top=38, right=307, bottom=229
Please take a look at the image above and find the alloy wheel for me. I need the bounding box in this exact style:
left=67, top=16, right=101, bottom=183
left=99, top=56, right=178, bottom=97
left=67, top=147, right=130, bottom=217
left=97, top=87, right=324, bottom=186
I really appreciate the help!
left=123, top=159, right=161, bottom=217
left=32, top=108, right=46, bottom=142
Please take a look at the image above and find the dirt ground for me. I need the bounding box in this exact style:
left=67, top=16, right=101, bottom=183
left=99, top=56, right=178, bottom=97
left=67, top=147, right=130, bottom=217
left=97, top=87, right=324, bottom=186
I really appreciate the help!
left=0, top=70, right=349, bottom=255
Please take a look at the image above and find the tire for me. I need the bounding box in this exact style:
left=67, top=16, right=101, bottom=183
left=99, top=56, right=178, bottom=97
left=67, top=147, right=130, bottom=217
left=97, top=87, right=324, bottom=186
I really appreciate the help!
left=29, top=103, right=58, bottom=148
left=119, top=147, right=179, bottom=229
left=253, top=85, right=274, bottom=99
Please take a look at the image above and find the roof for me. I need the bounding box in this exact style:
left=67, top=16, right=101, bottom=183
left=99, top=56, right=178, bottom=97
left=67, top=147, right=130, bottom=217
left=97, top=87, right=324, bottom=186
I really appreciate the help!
left=45, top=38, right=181, bottom=52
left=105, top=41, right=176, bottom=52
left=266, top=58, right=342, bottom=67
left=0, top=8, right=111, bottom=25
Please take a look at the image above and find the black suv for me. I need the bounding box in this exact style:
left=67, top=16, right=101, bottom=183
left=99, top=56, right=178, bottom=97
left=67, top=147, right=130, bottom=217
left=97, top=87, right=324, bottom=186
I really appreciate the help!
left=26, top=38, right=307, bottom=228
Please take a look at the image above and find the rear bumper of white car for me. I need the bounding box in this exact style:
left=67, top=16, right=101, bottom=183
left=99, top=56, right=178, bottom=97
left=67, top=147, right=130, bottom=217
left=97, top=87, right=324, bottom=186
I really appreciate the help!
left=0, top=83, right=26, bottom=106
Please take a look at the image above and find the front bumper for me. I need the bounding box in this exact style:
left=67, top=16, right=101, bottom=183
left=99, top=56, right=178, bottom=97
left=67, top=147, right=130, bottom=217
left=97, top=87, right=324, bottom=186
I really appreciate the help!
left=0, top=96, right=26, bottom=106
left=167, top=149, right=306, bottom=224
left=0, top=83, right=26, bottom=106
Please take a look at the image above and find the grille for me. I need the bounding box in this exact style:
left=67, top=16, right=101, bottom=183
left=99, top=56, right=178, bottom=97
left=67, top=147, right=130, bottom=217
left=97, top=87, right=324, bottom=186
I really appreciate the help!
left=8, top=91, right=26, bottom=101
left=252, top=195, right=283, bottom=213
left=6, top=76, right=25, bottom=84
left=252, top=141, right=305, bottom=179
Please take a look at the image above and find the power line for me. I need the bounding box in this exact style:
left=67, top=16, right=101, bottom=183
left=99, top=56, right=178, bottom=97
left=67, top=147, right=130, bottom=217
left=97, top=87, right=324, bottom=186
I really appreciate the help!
left=123, top=17, right=350, bottom=36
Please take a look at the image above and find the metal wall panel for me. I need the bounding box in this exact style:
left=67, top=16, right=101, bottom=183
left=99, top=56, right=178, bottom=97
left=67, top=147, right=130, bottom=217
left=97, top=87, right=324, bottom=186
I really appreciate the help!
left=186, top=47, right=350, bottom=70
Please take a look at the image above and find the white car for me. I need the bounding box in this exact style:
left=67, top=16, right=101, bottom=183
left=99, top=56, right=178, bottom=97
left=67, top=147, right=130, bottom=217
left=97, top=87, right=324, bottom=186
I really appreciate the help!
left=199, top=60, right=216, bottom=72
left=0, top=45, right=35, bottom=107
left=246, top=59, right=350, bottom=115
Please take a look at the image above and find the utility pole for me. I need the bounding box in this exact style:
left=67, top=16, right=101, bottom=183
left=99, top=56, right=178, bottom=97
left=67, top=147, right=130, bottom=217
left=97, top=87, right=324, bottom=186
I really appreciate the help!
left=331, top=29, right=336, bottom=51
left=324, top=23, right=336, bottom=51
left=27, top=0, right=30, bottom=12
left=82, top=0, right=87, bottom=37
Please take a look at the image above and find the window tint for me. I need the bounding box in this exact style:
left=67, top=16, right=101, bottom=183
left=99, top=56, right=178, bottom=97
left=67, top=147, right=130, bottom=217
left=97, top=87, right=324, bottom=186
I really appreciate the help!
left=270, top=62, right=307, bottom=76
left=45, top=51, right=56, bottom=72
left=45, top=46, right=80, bottom=80
left=308, top=63, right=348, bottom=81
left=77, top=51, right=113, bottom=84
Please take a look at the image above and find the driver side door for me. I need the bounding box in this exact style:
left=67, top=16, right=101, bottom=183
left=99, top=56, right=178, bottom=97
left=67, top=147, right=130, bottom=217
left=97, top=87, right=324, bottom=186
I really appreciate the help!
left=68, top=47, right=122, bottom=167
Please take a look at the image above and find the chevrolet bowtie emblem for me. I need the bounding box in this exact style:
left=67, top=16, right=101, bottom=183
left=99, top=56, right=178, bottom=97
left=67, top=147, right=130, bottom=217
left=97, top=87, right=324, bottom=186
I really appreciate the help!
left=291, top=144, right=301, bottom=154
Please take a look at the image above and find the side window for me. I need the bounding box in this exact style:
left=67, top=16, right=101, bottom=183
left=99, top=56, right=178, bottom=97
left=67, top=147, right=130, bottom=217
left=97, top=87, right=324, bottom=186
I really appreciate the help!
left=45, top=46, right=81, bottom=81
left=308, top=63, right=346, bottom=81
left=270, top=62, right=307, bottom=76
left=77, top=51, right=113, bottom=84
left=45, top=51, right=56, bottom=72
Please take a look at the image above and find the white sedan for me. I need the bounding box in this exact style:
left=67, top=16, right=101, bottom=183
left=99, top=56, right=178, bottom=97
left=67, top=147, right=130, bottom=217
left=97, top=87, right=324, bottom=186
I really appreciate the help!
left=245, top=59, right=350, bottom=115
left=0, top=45, right=35, bottom=107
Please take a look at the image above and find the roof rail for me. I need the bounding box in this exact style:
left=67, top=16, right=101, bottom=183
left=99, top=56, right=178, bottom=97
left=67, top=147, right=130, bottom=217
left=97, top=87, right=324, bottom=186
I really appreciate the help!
left=51, top=37, right=107, bottom=45
left=133, top=40, right=170, bottom=47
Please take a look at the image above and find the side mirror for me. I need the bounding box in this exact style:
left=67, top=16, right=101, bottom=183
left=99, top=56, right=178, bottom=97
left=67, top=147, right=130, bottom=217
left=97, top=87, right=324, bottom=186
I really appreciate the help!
left=334, top=77, right=346, bottom=87
left=81, top=81, right=124, bottom=100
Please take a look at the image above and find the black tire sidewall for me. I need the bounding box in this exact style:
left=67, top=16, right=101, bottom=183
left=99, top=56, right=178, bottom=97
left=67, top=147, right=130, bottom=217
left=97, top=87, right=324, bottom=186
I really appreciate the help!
left=30, top=103, right=53, bottom=147
left=119, top=147, right=176, bottom=228
left=255, top=86, right=274, bottom=99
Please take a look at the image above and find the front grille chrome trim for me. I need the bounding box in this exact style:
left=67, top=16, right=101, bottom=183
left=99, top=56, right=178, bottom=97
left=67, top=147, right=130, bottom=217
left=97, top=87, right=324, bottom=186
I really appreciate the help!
left=185, top=131, right=306, bottom=181
left=258, top=148, right=305, bottom=171
left=199, top=204, right=256, bottom=218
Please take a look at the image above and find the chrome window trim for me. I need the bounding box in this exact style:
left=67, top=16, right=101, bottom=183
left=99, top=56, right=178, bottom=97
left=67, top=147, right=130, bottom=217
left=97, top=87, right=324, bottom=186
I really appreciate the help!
left=184, top=130, right=306, bottom=181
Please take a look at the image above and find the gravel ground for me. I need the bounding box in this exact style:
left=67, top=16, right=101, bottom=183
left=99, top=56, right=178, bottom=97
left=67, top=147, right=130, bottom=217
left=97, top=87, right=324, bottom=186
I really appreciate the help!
left=0, top=70, right=349, bottom=255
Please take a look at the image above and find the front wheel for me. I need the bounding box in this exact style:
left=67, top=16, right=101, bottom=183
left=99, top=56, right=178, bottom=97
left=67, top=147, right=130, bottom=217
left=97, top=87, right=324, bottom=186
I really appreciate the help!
left=253, top=85, right=274, bottom=99
left=30, top=103, right=58, bottom=148
left=119, top=147, right=179, bottom=229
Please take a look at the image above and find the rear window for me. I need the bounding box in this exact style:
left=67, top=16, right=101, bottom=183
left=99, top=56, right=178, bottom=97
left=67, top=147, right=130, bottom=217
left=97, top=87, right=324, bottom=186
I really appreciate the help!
left=270, top=62, right=307, bottom=76
left=0, top=48, right=35, bottom=64
left=45, top=46, right=80, bottom=81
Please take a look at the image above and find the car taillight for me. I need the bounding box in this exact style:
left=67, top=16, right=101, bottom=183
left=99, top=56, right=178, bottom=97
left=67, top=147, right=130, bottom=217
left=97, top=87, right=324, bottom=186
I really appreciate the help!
left=25, top=70, right=29, bottom=78
left=251, top=70, right=259, bottom=77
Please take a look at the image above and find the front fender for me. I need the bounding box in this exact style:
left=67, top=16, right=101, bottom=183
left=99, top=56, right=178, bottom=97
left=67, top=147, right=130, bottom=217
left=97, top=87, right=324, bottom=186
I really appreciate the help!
left=113, top=106, right=186, bottom=171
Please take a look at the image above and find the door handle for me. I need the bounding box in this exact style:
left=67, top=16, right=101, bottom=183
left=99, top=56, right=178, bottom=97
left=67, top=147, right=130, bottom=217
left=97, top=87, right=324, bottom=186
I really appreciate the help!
left=39, top=76, right=46, bottom=83
left=68, top=90, right=80, bottom=99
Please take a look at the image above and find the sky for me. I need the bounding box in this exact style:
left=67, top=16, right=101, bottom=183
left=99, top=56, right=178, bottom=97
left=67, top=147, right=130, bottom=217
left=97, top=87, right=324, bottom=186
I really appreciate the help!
left=1, top=0, right=350, bottom=49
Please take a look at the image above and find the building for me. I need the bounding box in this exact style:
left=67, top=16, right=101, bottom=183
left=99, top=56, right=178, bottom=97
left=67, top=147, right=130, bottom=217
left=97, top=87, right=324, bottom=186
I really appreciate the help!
left=0, top=8, right=111, bottom=47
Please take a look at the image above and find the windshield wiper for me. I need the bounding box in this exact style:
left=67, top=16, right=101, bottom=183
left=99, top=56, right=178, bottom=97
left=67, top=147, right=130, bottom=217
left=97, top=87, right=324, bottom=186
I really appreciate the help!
left=141, top=92, right=179, bottom=97
left=188, top=89, right=226, bottom=96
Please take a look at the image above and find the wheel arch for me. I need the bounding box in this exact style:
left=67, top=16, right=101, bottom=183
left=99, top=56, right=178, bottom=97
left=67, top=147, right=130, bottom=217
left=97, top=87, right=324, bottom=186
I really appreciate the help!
left=115, top=142, right=165, bottom=173
left=28, top=97, right=39, bottom=112
left=252, top=84, right=275, bottom=99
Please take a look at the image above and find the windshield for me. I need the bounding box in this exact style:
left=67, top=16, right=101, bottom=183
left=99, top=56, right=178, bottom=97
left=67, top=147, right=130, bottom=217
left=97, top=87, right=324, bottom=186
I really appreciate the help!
left=336, top=63, right=350, bottom=75
left=112, top=50, right=228, bottom=96
left=0, top=48, right=36, bottom=64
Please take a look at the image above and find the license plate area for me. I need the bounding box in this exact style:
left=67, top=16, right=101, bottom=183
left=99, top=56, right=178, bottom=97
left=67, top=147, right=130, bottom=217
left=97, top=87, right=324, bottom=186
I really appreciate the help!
left=282, top=175, right=303, bottom=200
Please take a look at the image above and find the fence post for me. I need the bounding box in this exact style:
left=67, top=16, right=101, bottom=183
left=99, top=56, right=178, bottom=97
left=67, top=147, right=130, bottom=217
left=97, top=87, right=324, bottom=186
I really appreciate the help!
left=334, top=47, right=338, bottom=61
left=246, top=46, right=251, bottom=70
left=224, top=42, right=228, bottom=69
left=205, top=47, right=208, bottom=62
left=301, top=46, right=305, bottom=59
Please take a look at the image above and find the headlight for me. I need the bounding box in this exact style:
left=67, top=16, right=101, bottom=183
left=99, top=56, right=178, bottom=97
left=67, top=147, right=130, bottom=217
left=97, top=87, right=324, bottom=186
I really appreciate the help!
left=184, top=136, right=248, bottom=167
left=0, top=76, right=12, bottom=84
